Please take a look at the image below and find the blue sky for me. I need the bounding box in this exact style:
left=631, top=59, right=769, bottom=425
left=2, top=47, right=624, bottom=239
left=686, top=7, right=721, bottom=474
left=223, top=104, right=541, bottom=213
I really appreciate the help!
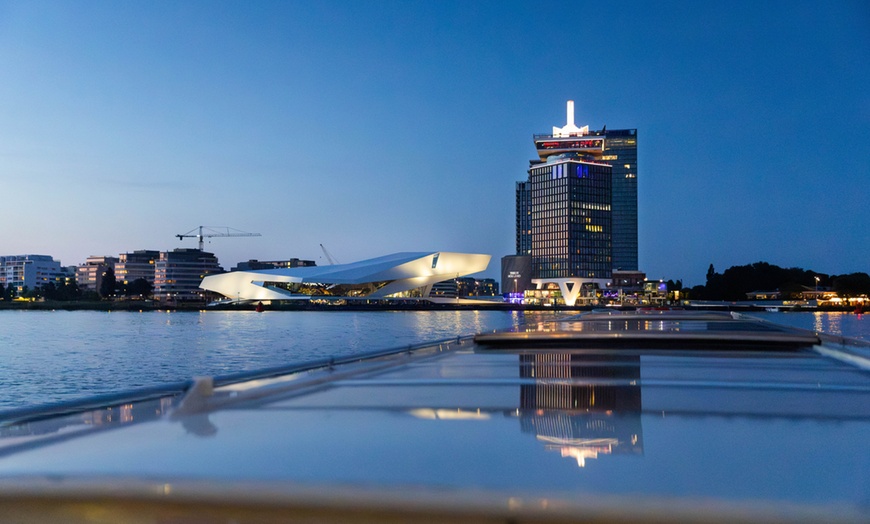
left=0, top=1, right=867, bottom=286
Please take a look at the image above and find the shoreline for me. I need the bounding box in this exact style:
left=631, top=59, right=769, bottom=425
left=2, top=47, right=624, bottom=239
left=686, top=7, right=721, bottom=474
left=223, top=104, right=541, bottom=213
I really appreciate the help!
left=0, top=300, right=860, bottom=313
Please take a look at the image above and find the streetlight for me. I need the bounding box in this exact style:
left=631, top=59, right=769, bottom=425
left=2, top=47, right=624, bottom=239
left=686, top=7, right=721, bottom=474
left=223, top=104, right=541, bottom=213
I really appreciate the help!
left=814, top=276, right=820, bottom=292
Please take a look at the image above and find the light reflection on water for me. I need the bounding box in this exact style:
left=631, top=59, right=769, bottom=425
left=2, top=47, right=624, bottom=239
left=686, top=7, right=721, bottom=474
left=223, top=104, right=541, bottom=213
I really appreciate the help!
left=754, top=311, right=869, bottom=341
left=2, top=310, right=865, bottom=411
left=0, top=310, right=559, bottom=410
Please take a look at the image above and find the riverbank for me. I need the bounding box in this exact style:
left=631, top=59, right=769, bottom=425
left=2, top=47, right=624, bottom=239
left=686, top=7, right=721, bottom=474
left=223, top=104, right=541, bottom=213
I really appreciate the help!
left=0, top=299, right=861, bottom=313
left=0, top=299, right=548, bottom=312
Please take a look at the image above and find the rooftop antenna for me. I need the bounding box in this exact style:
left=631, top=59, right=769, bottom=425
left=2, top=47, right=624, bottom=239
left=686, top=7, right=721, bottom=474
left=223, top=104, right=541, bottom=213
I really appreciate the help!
left=553, top=100, right=588, bottom=137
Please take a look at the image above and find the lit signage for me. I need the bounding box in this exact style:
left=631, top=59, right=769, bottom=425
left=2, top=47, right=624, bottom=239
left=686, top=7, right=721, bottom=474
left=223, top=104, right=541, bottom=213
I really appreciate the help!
left=537, top=139, right=604, bottom=151
left=508, top=271, right=522, bottom=279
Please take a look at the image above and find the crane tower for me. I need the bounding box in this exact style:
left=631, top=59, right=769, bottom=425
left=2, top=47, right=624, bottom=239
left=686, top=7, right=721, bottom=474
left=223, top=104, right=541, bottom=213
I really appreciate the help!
left=176, top=226, right=261, bottom=251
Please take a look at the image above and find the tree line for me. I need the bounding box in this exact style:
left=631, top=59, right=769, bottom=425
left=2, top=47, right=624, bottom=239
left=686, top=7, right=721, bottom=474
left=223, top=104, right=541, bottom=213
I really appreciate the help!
left=682, top=261, right=870, bottom=301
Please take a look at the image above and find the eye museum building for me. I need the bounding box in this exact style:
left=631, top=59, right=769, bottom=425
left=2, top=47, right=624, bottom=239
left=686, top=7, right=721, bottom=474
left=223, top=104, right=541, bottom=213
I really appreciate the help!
left=200, top=251, right=491, bottom=303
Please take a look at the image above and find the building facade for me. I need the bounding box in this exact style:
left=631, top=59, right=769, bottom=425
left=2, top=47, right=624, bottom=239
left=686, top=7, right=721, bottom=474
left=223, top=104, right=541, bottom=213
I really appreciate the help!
left=0, top=255, right=64, bottom=293
left=528, top=157, right=612, bottom=282
left=601, top=129, right=638, bottom=271
left=153, top=249, right=223, bottom=302
left=115, top=250, right=159, bottom=285
left=76, top=256, right=119, bottom=292
left=500, top=255, right=532, bottom=300
left=232, top=259, right=316, bottom=271
left=515, top=181, right=532, bottom=256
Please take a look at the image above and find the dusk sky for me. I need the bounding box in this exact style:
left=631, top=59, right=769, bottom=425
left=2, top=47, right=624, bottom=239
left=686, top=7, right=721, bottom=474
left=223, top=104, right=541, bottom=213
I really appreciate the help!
left=1, top=1, right=867, bottom=286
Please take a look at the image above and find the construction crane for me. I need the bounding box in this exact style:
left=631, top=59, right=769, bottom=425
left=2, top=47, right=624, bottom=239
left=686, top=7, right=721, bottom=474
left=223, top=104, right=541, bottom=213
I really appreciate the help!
left=177, top=226, right=261, bottom=251
left=319, top=244, right=339, bottom=265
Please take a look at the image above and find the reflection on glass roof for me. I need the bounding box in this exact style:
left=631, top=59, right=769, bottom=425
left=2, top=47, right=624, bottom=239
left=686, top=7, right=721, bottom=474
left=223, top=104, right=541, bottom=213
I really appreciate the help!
left=0, top=312, right=866, bottom=522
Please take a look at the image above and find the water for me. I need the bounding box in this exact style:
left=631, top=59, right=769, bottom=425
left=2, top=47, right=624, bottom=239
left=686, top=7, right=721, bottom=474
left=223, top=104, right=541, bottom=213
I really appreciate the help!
left=0, top=309, right=867, bottom=411
left=0, top=309, right=560, bottom=410
left=752, top=310, right=870, bottom=341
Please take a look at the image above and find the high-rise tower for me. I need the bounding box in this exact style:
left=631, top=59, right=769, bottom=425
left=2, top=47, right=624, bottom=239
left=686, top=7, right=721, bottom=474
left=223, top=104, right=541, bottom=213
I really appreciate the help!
left=515, top=101, right=638, bottom=305
left=601, top=130, right=638, bottom=271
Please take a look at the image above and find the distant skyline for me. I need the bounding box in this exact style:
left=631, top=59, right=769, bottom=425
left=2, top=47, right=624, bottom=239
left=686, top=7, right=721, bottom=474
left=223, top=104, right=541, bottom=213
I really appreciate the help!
left=1, top=1, right=867, bottom=286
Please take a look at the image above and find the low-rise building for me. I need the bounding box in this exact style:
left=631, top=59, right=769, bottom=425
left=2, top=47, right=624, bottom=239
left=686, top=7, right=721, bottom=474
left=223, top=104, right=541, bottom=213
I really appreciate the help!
left=200, top=252, right=490, bottom=303
left=76, top=256, right=119, bottom=292
left=429, top=280, right=458, bottom=299
left=745, top=290, right=783, bottom=301
left=0, top=254, right=64, bottom=294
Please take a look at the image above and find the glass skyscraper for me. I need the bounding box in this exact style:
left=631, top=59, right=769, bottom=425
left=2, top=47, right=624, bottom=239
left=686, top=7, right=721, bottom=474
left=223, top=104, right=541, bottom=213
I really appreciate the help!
left=599, top=129, right=638, bottom=271
left=515, top=181, right=531, bottom=256
left=528, top=158, right=612, bottom=280
left=517, top=102, right=638, bottom=274
left=511, top=102, right=637, bottom=305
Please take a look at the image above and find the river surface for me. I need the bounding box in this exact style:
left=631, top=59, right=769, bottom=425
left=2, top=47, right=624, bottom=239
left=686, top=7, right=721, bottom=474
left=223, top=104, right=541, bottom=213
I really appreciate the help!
left=0, top=309, right=867, bottom=411
left=0, top=309, right=561, bottom=410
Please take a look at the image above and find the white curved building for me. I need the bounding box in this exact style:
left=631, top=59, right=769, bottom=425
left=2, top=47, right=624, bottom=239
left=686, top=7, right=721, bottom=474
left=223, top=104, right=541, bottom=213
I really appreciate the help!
left=200, top=251, right=491, bottom=302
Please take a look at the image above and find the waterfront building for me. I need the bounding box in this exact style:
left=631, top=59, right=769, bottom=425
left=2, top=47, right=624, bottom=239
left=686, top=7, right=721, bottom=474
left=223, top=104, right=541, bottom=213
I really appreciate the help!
left=0, top=255, right=64, bottom=294
left=429, top=280, right=458, bottom=299
left=200, top=252, right=490, bottom=303
left=475, top=278, right=499, bottom=296
left=610, top=270, right=646, bottom=294
left=115, top=250, right=159, bottom=285
left=514, top=101, right=638, bottom=305
left=455, top=277, right=499, bottom=297
left=745, top=290, right=783, bottom=301
left=75, top=256, right=119, bottom=292
left=531, top=101, right=637, bottom=272
left=153, top=249, right=223, bottom=302
left=520, top=102, right=612, bottom=305
left=232, top=258, right=316, bottom=271
left=500, top=255, right=532, bottom=301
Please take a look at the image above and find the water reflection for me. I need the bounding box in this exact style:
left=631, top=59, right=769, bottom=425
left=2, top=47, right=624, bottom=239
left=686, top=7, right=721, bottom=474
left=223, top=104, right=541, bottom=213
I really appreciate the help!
left=518, top=354, right=643, bottom=467
left=0, top=310, right=548, bottom=409
left=813, top=311, right=843, bottom=336
left=0, top=396, right=177, bottom=452
left=757, top=311, right=869, bottom=341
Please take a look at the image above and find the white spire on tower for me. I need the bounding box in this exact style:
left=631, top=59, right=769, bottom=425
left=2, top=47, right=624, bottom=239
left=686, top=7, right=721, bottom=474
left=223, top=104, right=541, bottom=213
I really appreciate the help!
left=553, top=100, right=588, bottom=137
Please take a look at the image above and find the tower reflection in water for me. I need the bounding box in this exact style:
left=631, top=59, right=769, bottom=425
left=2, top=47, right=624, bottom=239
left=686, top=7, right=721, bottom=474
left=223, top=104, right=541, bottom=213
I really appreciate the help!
left=519, top=354, right=643, bottom=467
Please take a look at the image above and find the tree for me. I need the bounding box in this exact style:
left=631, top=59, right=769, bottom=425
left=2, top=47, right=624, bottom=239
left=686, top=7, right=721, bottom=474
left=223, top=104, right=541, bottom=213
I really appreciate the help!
left=42, top=282, right=58, bottom=300
left=832, top=273, right=870, bottom=297
left=688, top=285, right=707, bottom=300
left=127, top=278, right=153, bottom=298
left=41, top=280, right=81, bottom=301
left=60, top=280, right=82, bottom=301
left=705, top=264, right=725, bottom=300
left=99, top=268, right=117, bottom=299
